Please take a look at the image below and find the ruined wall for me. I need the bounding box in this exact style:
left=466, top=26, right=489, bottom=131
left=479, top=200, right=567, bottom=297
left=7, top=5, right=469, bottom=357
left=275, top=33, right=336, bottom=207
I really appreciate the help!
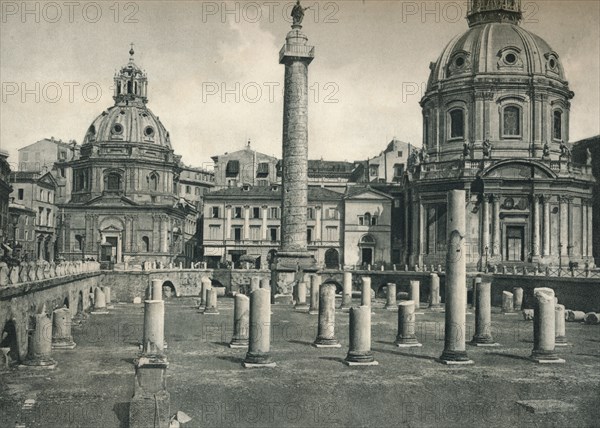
left=0, top=272, right=103, bottom=361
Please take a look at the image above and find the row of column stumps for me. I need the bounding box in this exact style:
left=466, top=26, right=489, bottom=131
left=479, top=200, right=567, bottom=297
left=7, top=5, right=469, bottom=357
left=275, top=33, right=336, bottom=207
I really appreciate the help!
left=16, top=284, right=114, bottom=370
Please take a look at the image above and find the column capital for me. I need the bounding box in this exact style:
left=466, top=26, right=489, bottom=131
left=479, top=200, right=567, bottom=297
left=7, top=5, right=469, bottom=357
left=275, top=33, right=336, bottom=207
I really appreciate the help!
left=489, top=194, right=501, bottom=203
left=261, top=205, right=269, bottom=209
left=244, top=205, right=250, bottom=209
left=530, top=194, right=541, bottom=203
left=541, top=194, right=554, bottom=203
left=315, top=206, right=322, bottom=210
left=558, top=195, right=572, bottom=204
left=225, top=205, right=232, bottom=209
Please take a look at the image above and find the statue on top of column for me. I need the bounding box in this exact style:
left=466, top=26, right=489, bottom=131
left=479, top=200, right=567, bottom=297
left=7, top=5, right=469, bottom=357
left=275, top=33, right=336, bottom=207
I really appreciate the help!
left=291, top=0, right=310, bottom=26
left=586, top=148, right=592, bottom=166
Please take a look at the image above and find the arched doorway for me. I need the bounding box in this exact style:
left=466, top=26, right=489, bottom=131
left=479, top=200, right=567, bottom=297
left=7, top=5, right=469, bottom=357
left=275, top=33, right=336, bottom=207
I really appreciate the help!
left=359, top=234, right=376, bottom=266
left=162, top=281, right=176, bottom=299
left=324, top=248, right=340, bottom=269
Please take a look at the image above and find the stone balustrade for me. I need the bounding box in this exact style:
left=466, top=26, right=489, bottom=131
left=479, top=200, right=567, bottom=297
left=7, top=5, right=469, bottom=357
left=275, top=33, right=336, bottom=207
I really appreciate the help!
left=0, top=261, right=101, bottom=287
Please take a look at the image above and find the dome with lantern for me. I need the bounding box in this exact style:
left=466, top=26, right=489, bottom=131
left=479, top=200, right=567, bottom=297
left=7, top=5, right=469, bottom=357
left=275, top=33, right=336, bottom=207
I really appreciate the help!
left=427, top=0, right=566, bottom=89
left=82, top=46, right=172, bottom=149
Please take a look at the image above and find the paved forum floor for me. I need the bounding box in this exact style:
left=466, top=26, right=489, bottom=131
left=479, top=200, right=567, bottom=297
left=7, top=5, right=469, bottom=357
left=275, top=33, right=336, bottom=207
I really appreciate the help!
left=1, top=297, right=599, bottom=428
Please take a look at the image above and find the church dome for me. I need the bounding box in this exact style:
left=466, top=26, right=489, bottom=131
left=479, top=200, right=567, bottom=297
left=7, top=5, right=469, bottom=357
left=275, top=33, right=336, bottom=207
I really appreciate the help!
left=427, top=2, right=566, bottom=89
left=82, top=46, right=172, bottom=149
left=83, top=104, right=171, bottom=148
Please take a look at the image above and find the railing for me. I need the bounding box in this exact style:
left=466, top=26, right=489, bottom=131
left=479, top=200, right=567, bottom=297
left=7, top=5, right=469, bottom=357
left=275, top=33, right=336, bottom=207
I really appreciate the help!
left=490, top=264, right=600, bottom=278
left=0, top=260, right=101, bottom=287
left=279, top=44, right=315, bottom=62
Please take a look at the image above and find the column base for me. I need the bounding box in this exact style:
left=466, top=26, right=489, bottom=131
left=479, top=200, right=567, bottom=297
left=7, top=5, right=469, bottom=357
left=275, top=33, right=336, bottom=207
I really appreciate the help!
left=344, top=360, right=379, bottom=366
left=229, top=340, right=249, bottom=349
left=313, top=339, right=341, bottom=348
left=439, top=350, right=473, bottom=364
left=202, top=308, right=219, bottom=315
left=530, top=355, right=565, bottom=364
left=52, top=339, right=77, bottom=350
left=243, top=351, right=274, bottom=366
left=530, top=350, right=563, bottom=363
left=242, top=361, right=277, bottom=368
left=308, top=309, right=318, bottom=315
left=345, top=351, right=376, bottom=365
left=555, top=336, right=569, bottom=346
left=91, top=310, right=109, bottom=315
left=385, top=303, right=398, bottom=311
left=396, top=342, right=422, bottom=348
left=469, top=337, right=500, bottom=347
left=294, top=304, right=309, bottom=312
left=19, top=357, right=57, bottom=370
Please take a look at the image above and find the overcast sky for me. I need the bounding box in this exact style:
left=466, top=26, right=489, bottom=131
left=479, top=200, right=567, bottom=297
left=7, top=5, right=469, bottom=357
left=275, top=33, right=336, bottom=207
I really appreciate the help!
left=1, top=1, right=599, bottom=169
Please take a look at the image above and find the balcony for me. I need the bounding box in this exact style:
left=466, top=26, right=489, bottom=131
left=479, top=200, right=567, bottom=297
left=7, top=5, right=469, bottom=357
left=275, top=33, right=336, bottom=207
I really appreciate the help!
left=279, top=44, right=315, bottom=63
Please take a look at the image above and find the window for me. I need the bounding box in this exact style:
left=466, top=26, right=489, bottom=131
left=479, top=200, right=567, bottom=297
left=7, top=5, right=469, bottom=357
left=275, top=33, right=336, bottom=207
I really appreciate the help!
left=208, top=225, right=220, bottom=239
left=195, top=187, right=200, bottom=196
left=186, top=185, right=191, bottom=194
left=397, top=151, right=403, bottom=157
left=233, top=227, right=242, bottom=241
left=106, top=172, right=121, bottom=191
left=503, top=106, right=520, bottom=136
left=257, top=179, right=268, bottom=187
left=38, top=207, right=44, bottom=225
left=553, top=110, right=562, bottom=140
left=252, top=207, right=261, bottom=219
left=358, top=216, right=364, bottom=226
left=25, top=216, right=29, bottom=226
left=75, top=234, right=83, bottom=250
left=234, top=207, right=243, bottom=218
left=249, top=226, right=261, bottom=241
left=142, top=236, right=150, bottom=252
left=371, top=215, right=378, bottom=226
left=256, top=162, right=269, bottom=177
left=18, top=189, right=23, bottom=200
left=449, top=108, right=464, bottom=139
left=40, top=190, right=44, bottom=201
left=307, top=208, right=314, bottom=220
left=369, top=166, right=378, bottom=177
left=394, top=165, right=404, bottom=177
left=46, top=209, right=51, bottom=227
left=327, top=208, right=337, bottom=219
left=307, top=227, right=314, bottom=243
left=269, top=227, right=278, bottom=242
left=270, top=207, right=279, bottom=219
left=22, top=152, right=29, bottom=161
left=226, top=160, right=240, bottom=177
left=211, top=207, right=220, bottom=218
left=325, top=226, right=338, bottom=241
left=149, top=173, right=159, bottom=191
left=25, top=231, right=29, bottom=241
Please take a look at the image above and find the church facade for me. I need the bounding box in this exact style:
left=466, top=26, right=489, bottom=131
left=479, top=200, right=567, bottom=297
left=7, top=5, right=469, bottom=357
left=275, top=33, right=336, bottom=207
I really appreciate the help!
left=57, top=48, right=197, bottom=266
left=402, top=0, right=595, bottom=271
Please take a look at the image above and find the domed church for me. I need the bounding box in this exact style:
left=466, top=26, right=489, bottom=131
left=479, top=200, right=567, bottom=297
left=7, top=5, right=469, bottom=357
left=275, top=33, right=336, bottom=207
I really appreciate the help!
left=402, top=0, right=595, bottom=271
left=57, top=48, right=197, bottom=266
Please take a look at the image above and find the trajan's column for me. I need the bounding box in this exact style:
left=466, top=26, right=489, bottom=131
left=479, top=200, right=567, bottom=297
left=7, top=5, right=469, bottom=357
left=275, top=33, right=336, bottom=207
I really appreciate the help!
left=271, top=1, right=317, bottom=295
